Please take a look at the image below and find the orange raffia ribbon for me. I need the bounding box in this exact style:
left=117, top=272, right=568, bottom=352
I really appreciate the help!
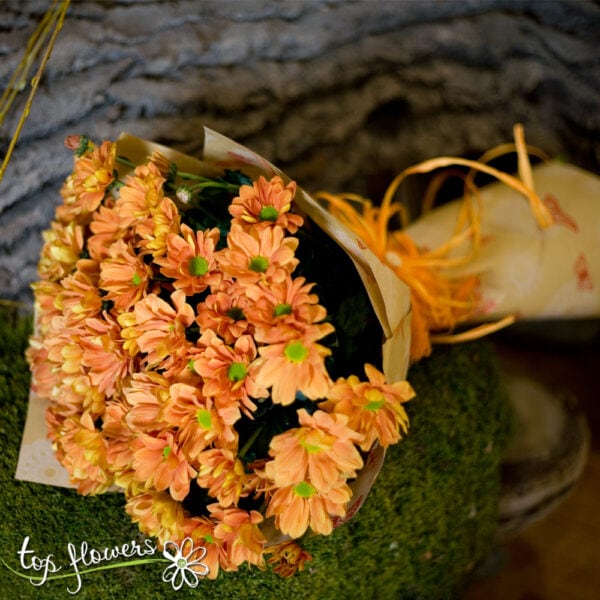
left=316, top=124, right=554, bottom=361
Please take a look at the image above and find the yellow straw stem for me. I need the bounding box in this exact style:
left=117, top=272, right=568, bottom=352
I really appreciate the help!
left=0, top=0, right=58, bottom=123
left=0, top=0, right=71, bottom=185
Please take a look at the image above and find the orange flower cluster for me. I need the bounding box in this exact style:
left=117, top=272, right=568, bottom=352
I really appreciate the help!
left=27, top=136, right=415, bottom=578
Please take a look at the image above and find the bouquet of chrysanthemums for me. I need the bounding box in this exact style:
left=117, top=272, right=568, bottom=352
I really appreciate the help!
left=26, top=132, right=414, bottom=578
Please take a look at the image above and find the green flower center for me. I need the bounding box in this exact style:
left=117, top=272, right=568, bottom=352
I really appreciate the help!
left=248, top=255, right=269, bottom=273
left=132, top=273, right=142, bottom=286
left=196, top=408, right=212, bottom=429
left=259, top=206, right=279, bottom=221
left=284, top=341, right=308, bottom=363
left=228, top=362, right=247, bottom=382
left=364, top=389, right=386, bottom=411
left=226, top=307, right=245, bottom=321
left=274, top=303, right=292, bottom=317
left=162, top=445, right=172, bottom=459
left=293, top=481, right=316, bottom=498
left=188, top=255, right=209, bottom=276
left=177, top=558, right=187, bottom=568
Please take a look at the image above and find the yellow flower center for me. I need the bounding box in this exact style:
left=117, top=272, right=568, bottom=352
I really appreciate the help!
left=300, top=429, right=334, bottom=453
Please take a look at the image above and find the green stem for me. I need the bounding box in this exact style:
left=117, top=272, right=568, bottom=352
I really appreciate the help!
left=189, top=181, right=240, bottom=192
left=239, top=422, right=266, bottom=459
left=175, top=171, right=216, bottom=182
left=116, top=155, right=137, bottom=169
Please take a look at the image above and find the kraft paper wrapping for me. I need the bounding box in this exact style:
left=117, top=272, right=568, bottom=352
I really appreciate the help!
left=405, top=161, right=600, bottom=322
left=16, top=126, right=412, bottom=530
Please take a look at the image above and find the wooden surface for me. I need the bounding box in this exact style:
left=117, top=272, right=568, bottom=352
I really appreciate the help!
left=466, top=334, right=600, bottom=600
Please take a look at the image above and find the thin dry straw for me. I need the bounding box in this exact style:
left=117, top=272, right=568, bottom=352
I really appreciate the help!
left=0, top=0, right=71, bottom=184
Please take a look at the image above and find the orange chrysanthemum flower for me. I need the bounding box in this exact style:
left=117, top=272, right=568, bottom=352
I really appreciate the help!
left=243, top=275, right=328, bottom=343
left=218, top=224, right=298, bottom=285
left=131, top=432, right=197, bottom=502
left=55, top=260, right=102, bottom=322
left=195, top=278, right=252, bottom=344
left=264, top=408, right=363, bottom=492
left=193, top=329, right=268, bottom=422
left=71, top=140, right=116, bottom=214
left=77, top=313, right=132, bottom=397
left=31, top=279, right=64, bottom=332
left=26, top=336, right=57, bottom=399
left=209, top=505, right=266, bottom=570
left=162, top=383, right=236, bottom=459
left=253, top=323, right=334, bottom=405
left=43, top=316, right=85, bottom=377
left=99, top=239, right=153, bottom=311
left=196, top=448, right=247, bottom=507
left=135, top=196, right=181, bottom=259
left=118, top=290, right=195, bottom=369
left=122, top=371, right=171, bottom=432
left=229, top=175, right=304, bottom=233
left=184, top=517, right=225, bottom=580
left=265, top=540, right=313, bottom=577
left=56, top=372, right=106, bottom=417
left=125, top=487, right=188, bottom=543
left=38, top=220, right=84, bottom=281
left=115, top=161, right=166, bottom=225
left=321, top=363, right=414, bottom=451
left=156, top=224, right=221, bottom=295
left=55, top=411, right=113, bottom=495
left=102, top=398, right=136, bottom=478
left=265, top=477, right=352, bottom=538
left=87, top=201, right=129, bottom=261
left=55, top=174, right=89, bottom=225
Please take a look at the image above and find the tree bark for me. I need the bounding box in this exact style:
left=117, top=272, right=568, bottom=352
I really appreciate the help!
left=1, top=0, right=599, bottom=301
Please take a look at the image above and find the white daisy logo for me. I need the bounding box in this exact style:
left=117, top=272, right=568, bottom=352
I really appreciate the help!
left=161, top=538, right=209, bottom=590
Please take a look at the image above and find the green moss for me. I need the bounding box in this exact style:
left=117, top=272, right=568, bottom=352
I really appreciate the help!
left=0, top=306, right=512, bottom=599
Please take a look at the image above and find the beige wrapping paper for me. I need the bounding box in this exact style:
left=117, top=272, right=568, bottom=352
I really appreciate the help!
left=16, top=126, right=412, bottom=531
left=405, top=161, right=600, bottom=322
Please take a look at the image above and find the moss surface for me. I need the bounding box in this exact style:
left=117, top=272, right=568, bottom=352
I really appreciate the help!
left=0, top=306, right=512, bottom=599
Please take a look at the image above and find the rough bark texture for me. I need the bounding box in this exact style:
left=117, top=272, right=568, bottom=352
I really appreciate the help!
left=1, top=0, right=599, bottom=301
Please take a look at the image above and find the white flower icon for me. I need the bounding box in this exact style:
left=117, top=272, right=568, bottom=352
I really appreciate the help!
left=162, top=537, right=209, bottom=590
